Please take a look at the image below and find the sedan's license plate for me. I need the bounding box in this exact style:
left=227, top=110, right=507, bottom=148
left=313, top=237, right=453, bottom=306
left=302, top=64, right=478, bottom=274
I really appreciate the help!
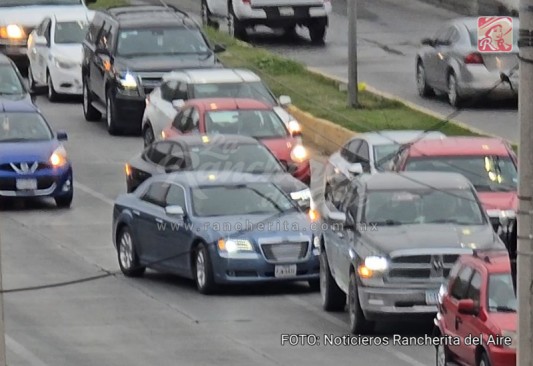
left=279, top=6, right=294, bottom=16
left=275, top=264, right=297, bottom=278
left=425, top=290, right=439, bottom=305
left=16, top=179, right=37, bottom=190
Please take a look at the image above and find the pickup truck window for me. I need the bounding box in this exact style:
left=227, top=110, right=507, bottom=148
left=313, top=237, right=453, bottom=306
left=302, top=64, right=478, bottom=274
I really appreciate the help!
left=362, top=188, right=485, bottom=225
left=450, top=266, right=473, bottom=299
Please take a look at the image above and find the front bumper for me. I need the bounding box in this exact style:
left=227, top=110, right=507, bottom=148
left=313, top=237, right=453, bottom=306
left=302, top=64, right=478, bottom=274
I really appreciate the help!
left=209, top=245, right=320, bottom=284
left=49, top=64, right=83, bottom=95
left=0, top=166, right=73, bottom=198
left=358, top=285, right=440, bottom=320
left=235, top=3, right=331, bottom=27
left=113, top=89, right=146, bottom=130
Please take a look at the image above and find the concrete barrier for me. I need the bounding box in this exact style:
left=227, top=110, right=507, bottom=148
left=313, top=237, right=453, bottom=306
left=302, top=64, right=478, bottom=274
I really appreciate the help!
left=418, top=0, right=518, bottom=15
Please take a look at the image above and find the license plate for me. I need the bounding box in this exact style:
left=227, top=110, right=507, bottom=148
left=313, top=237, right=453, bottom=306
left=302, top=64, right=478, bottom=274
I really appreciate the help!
left=274, top=264, right=297, bottom=278
left=16, top=179, right=37, bottom=190
left=279, top=6, right=294, bottom=16
left=425, top=290, right=439, bottom=305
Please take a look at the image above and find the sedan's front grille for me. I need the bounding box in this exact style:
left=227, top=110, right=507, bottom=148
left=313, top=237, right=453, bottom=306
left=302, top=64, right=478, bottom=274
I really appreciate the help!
left=0, top=176, right=55, bottom=191
left=0, top=162, right=50, bottom=173
left=385, top=253, right=462, bottom=283
left=261, top=242, right=308, bottom=263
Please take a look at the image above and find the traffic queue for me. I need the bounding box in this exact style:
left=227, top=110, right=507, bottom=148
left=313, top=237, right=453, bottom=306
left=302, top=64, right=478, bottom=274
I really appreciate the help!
left=0, top=2, right=517, bottom=366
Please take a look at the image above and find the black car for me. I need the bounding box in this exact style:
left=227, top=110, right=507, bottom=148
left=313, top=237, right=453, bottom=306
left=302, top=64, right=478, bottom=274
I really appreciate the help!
left=125, top=134, right=312, bottom=209
left=0, top=53, right=35, bottom=102
left=81, top=5, right=225, bottom=135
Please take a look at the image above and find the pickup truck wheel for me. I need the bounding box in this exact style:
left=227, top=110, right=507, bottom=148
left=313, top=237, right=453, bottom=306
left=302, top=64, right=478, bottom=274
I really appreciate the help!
left=309, top=19, right=326, bottom=44
left=106, top=92, right=119, bottom=135
left=83, top=80, right=102, bottom=121
left=228, top=2, right=247, bottom=40
left=201, top=0, right=219, bottom=29
left=348, top=271, right=374, bottom=334
left=320, top=249, right=346, bottom=311
left=436, top=341, right=452, bottom=366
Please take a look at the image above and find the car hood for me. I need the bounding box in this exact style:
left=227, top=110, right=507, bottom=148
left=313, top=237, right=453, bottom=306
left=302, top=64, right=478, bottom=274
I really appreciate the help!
left=51, top=44, right=82, bottom=63
left=361, top=224, right=504, bottom=255
left=268, top=172, right=307, bottom=193
left=489, top=313, right=517, bottom=332
left=477, top=191, right=518, bottom=212
left=0, top=140, right=59, bottom=163
left=114, top=55, right=221, bottom=73
left=0, top=5, right=88, bottom=26
left=260, top=137, right=297, bottom=162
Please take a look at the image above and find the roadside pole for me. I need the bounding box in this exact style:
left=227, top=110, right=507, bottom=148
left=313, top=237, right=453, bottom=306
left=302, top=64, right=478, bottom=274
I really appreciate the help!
left=517, top=0, right=533, bottom=364
left=347, top=0, right=358, bottom=107
left=0, top=234, right=6, bottom=365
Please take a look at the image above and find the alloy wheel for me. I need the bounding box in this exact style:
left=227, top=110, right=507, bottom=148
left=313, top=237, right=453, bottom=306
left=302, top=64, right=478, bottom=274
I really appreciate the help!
left=416, top=65, right=426, bottom=95
left=196, top=250, right=206, bottom=288
left=106, top=97, right=112, bottom=128
left=83, top=85, right=89, bottom=114
left=119, top=231, right=134, bottom=270
left=448, top=75, right=457, bottom=106
left=143, top=126, right=154, bottom=146
left=436, top=343, right=446, bottom=366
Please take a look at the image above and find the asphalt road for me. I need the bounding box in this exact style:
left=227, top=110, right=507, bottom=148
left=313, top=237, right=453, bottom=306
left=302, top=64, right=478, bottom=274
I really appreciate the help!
left=0, top=95, right=437, bottom=365
left=166, top=0, right=519, bottom=143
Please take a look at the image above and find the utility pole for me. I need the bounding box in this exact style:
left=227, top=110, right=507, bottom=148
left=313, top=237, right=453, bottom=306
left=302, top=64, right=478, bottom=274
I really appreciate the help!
left=517, top=0, right=533, bottom=364
left=0, top=235, right=6, bottom=365
left=347, top=0, right=359, bottom=107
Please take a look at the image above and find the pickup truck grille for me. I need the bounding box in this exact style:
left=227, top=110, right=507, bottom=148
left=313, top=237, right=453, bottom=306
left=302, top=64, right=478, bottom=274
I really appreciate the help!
left=261, top=242, right=308, bottom=263
left=385, top=253, right=461, bottom=283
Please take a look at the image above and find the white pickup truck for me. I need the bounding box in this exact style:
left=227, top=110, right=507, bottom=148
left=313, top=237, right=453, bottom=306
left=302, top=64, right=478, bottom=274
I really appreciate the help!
left=201, top=0, right=331, bottom=44
left=0, top=0, right=95, bottom=68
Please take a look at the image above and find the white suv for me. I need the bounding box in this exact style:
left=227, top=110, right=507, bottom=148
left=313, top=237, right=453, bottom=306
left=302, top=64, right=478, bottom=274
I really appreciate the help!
left=201, top=0, right=331, bottom=43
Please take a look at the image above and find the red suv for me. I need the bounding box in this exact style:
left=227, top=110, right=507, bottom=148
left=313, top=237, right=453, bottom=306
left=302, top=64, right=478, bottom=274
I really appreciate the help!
left=434, top=251, right=516, bottom=366
left=161, top=98, right=311, bottom=184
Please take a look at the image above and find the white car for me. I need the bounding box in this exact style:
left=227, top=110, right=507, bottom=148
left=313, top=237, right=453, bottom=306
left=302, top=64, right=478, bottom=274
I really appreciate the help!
left=201, top=0, right=331, bottom=43
left=27, top=10, right=93, bottom=101
left=141, top=68, right=301, bottom=146
left=0, top=0, right=94, bottom=69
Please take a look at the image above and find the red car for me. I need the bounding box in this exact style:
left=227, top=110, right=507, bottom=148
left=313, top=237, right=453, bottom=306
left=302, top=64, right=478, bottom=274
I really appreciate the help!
left=393, top=137, right=518, bottom=231
left=161, top=98, right=311, bottom=184
left=434, top=250, right=516, bottom=366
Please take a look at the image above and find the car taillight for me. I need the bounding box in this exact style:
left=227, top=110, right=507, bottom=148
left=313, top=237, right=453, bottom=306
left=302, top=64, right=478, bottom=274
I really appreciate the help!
left=465, top=52, right=484, bottom=64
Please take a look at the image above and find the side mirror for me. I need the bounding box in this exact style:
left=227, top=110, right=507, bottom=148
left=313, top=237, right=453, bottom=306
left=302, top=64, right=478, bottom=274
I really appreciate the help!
left=421, top=38, right=434, bottom=46
left=457, top=299, right=477, bottom=315
left=34, top=35, right=47, bottom=46
left=56, top=131, right=68, bottom=141
left=348, top=163, right=363, bottom=175
left=165, top=205, right=184, bottom=216
left=279, top=95, right=292, bottom=106
left=172, top=99, right=185, bottom=109
left=213, top=43, right=226, bottom=53
left=326, top=211, right=346, bottom=224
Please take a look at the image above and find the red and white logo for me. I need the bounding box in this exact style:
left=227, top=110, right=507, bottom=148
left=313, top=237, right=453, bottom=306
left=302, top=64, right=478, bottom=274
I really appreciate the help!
left=477, top=16, right=513, bottom=52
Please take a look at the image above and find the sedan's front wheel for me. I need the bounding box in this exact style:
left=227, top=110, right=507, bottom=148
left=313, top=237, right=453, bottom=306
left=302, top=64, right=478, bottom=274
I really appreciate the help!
left=117, top=227, right=145, bottom=277
left=194, top=243, right=216, bottom=294
left=416, top=62, right=434, bottom=97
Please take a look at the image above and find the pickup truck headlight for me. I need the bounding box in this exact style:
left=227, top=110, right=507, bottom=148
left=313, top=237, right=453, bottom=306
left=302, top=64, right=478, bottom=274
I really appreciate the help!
left=0, top=25, right=25, bottom=39
left=118, top=72, right=138, bottom=89
left=217, top=239, right=253, bottom=253
left=357, top=256, right=388, bottom=278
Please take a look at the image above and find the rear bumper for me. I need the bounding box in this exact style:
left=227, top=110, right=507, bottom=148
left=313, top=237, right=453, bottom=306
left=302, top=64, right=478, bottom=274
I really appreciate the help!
left=458, top=65, right=518, bottom=98
left=235, top=3, right=330, bottom=26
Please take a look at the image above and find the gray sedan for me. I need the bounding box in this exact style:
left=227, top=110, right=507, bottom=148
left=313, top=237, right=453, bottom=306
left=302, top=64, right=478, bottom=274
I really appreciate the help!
left=416, top=17, right=519, bottom=107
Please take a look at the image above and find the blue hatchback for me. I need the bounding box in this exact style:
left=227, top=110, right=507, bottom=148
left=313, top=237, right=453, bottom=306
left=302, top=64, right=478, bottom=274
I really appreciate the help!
left=0, top=99, right=73, bottom=207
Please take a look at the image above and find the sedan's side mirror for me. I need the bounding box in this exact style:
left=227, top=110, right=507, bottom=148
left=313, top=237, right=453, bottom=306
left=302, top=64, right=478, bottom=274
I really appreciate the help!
left=165, top=205, right=184, bottom=216
left=279, top=95, right=292, bottom=106
left=213, top=43, right=226, bottom=53
left=172, top=99, right=185, bottom=109
left=457, top=299, right=477, bottom=315
left=348, top=163, right=363, bottom=175
left=56, top=131, right=68, bottom=141
left=421, top=38, right=434, bottom=46
left=34, top=35, right=48, bottom=46
left=326, top=211, right=346, bottom=224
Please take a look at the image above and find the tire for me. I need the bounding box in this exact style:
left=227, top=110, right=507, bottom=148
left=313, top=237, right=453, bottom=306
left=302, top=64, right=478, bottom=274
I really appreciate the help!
left=348, top=271, right=374, bottom=334
left=447, top=72, right=463, bottom=108
left=117, top=226, right=145, bottom=277
left=28, top=65, right=36, bottom=91
left=436, top=338, right=453, bottom=366
left=194, top=243, right=216, bottom=294
left=309, top=20, right=326, bottom=44
left=308, top=279, right=320, bottom=291
left=143, top=123, right=155, bottom=147
left=47, top=71, right=59, bottom=102
left=416, top=62, right=434, bottom=97
left=284, top=25, right=297, bottom=37
left=82, top=80, right=102, bottom=121
left=320, top=248, right=346, bottom=311
left=228, top=2, right=247, bottom=40
left=106, top=91, right=119, bottom=135
left=54, top=193, right=73, bottom=208
left=478, top=351, right=491, bottom=366
left=201, top=0, right=219, bottom=29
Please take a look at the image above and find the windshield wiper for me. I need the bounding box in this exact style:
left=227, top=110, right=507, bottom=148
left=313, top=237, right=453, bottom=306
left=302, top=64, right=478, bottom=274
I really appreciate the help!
left=370, top=220, right=402, bottom=226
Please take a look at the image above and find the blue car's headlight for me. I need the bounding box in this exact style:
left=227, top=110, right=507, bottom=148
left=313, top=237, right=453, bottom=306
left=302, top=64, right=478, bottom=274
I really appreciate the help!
left=217, top=239, right=253, bottom=253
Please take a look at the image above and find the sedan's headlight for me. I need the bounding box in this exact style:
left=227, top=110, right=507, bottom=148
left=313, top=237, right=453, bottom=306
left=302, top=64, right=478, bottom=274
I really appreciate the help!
left=50, top=146, right=68, bottom=167
left=118, top=72, right=138, bottom=89
left=0, top=25, right=25, bottom=39
left=290, top=145, right=308, bottom=163
left=54, top=57, right=77, bottom=69
left=290, top=188, right=311, bottom=201
left=217, top=239, right=253, bottom=253
left=501, top=330, right=517, bottom=349
left=357, top=256, right=388, bottom=278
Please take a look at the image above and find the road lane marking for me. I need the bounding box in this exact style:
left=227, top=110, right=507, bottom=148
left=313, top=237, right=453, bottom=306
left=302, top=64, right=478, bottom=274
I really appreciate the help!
left=74, top=181, right=114, bottom=206
left=6, top=335, right=50, bottom=366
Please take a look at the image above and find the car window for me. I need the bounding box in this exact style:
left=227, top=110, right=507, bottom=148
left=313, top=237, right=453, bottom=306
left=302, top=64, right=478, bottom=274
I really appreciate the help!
left=450, top=266, right=473, bottom=300
left=357, top=141, right=371, bottom=172
left=341, top=139, right=361, bottom=163
left=160, top=80, right=178, bottom=102
left=44, top=19, right=52, bottom=43
left=164, top=144, right=186, bottom=170
left=165, top=184, right=186, bottom=208
left=435, top=26, right=452, bottom=43
left=488, top=273, right=516, bottom=312
left=172, top=108, right=192, bottom=132
left=0, top=113, right=53, bottom=142
left=373, top=143, right=401, bottom=168
left=36, top=18, right=48, bottom=36
left=147, top=141, right=172, bottom=165
left=116, top=27, right=209, bottom=57
left=141, top=182, right=169, bottom=207
left=205, top=110, right=287, bottom=138
left=466, top=271, right=482, bottom=303
left=0, top=64, right=24, bottom=95
left=182, top=108, right=199, bottom=133
left=191, top=82, right=277, bottom=106
left=54, top=20, right=88, bottom=44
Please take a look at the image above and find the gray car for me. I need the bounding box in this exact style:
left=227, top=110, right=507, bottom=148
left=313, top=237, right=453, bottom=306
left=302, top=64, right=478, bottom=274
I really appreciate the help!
left=416, top=17, right=519, bottom=107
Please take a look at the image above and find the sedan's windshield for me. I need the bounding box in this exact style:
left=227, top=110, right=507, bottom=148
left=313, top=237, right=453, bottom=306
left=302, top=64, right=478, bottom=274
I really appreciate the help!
left=0, top=65, right=24, bottom=95
left=116, top=27, right=210, bottom=57
left=363, top=188, right=485, bottom=225
left=191, top=183, right=294, bottom=217
left=189, top=143, right=284, bottom=173
left=54, top=20, right=88, bottom=44
left=205, top=110, right=288, bottom=139
left=488, top=273, right=516, bottom=312
left=405, top=156, right=517, bottom=192
left=0, top=0, right=82, bottom=5
left=192, top=82, right=277, bottom=106
left=0, top=113, right=53, bottom=142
